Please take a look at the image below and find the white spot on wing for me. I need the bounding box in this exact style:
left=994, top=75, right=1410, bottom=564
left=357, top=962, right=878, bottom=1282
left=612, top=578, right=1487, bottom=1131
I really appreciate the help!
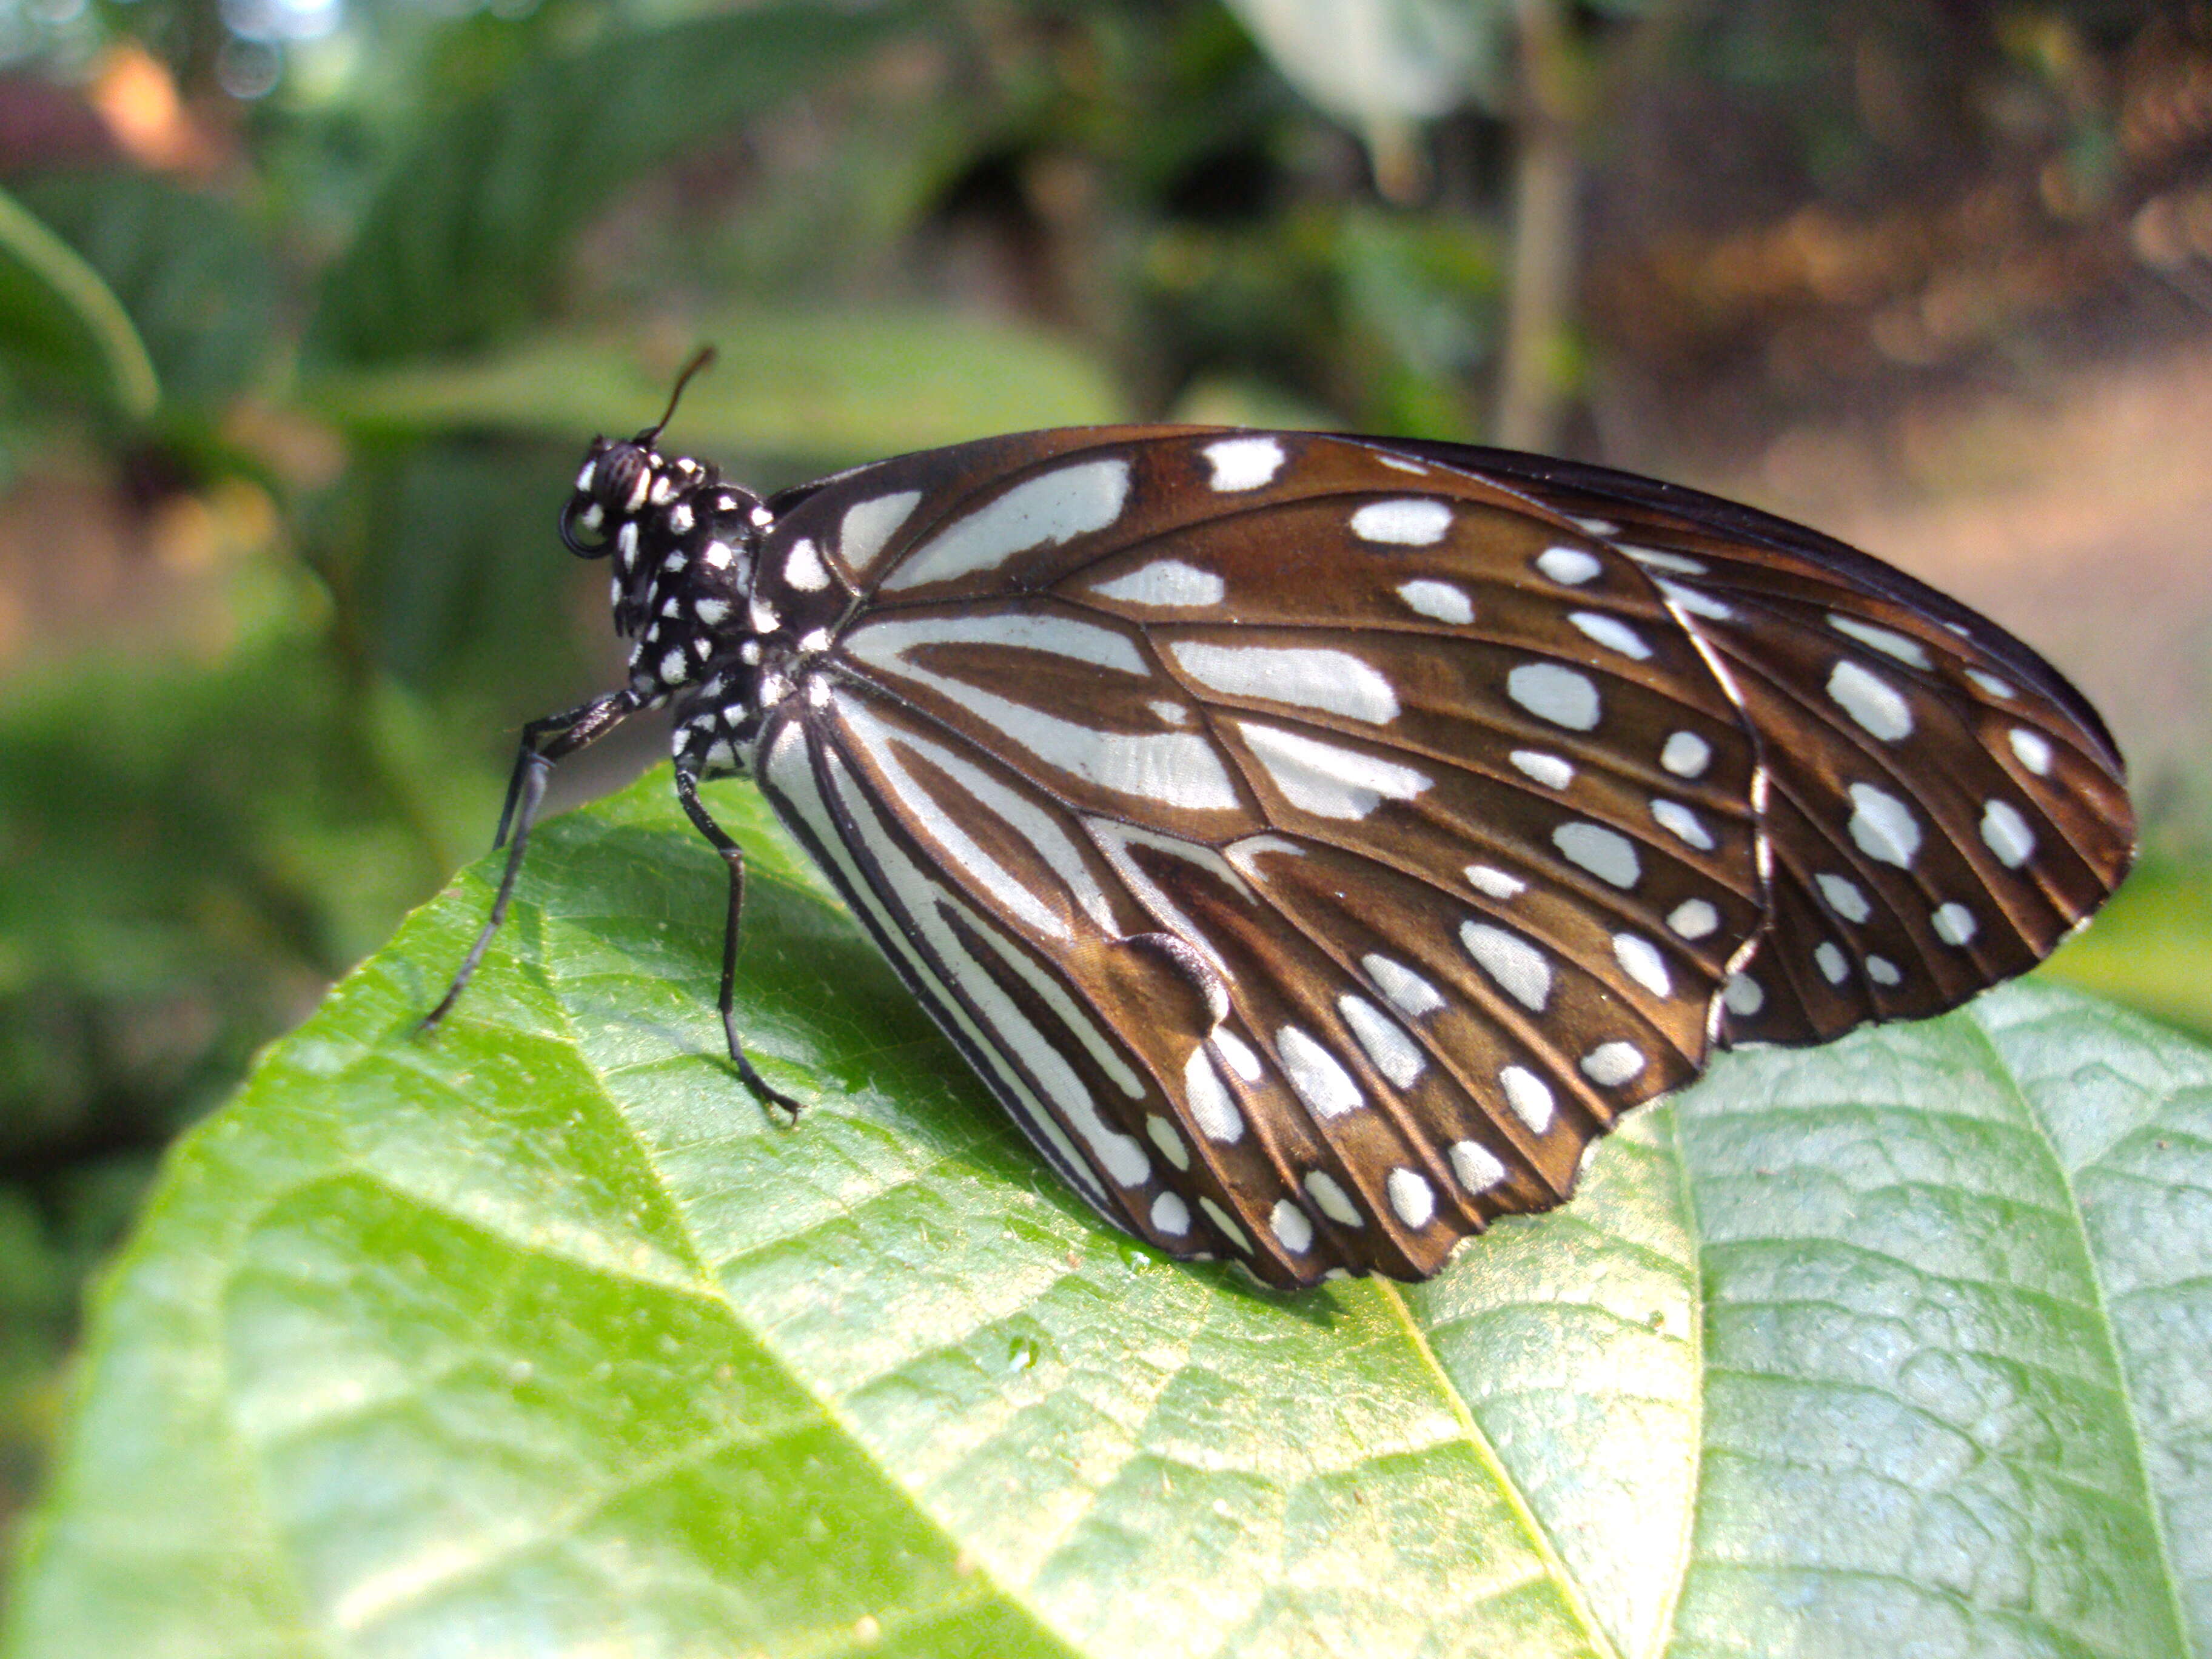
left=1386, top=1168, right=1435, bottom=1228
left=2009, top=728, right=2053, bottom=775
left=1569, top=612, right=1653, bottom=660
left=1089, top=559, right=1225, bottom=608
left=1668, top=899, right=1719, bottom=939
left=1968, top=669, right=2016, bottom=699
left=1662, top=731, right=1711, bottom=777
left=840, top=490, right=923, bottom=575
left=1535, top=546, right=1602, bottom=585
left=1623, top=546, right=1708, bottom=575
left=1450, top=1141, right=1506, bottom=1193
left=1655, top=580, right=1733, bottom=621
left=1365, top=953, right=1444, bottom=1017
left=783, top=538, right=830, bottom=591
left=1305, top=1170, right=1363, bottom=1227
left=1170, top=642, right=1398, bottom=723
left=1338, top=995, right=1426, bottom=1089
left=1553, top=822, right=1641, bottom=888
left=1203, top=435, right=1285, bottom=491
left=1651, top=799, right=1715, bottom=850
left=1580, top=1042, right=1645, bottom=1085
left=1723, top=973, right=1763, bottom=1016
left=884, top=459, right=1130, bottom=591
left=1500, top=1065, right=1553, bottom=1132
left=1507, top=663, right=1601, bottom=730
left=1461, top=923, right=1552, bottom=1011
left=1147, top=1115, right=1190, bottom=1170
left=1828, top=660, right=1914, bottom=740
left=1613, top=933, right=1671, bottom=997
left=1270, top=1199, right=1313, bottom=1253
left=1981, top=800, right=2036, bottom=867
left=1276, top=1026, right=1365, bottom=1118
left=1847, top=783, right=1922, bottom=867
left=1184, top=1048, right=1244, bottom=1142
left=1932, top=902, right=1977, bottom=945
left=1350, top=498, right=1452, bottom=545
left=1212, top=1028, right=1264, bottom=1081
left=1397, top=578, right=1473, bottom=623
left=1236, top=720, right=1432, bottom=820
left=1465, top=864, right=1526, bottom=900
left=1816, top=873, right=1871, bottom=923
left=1151, top=1191, right=1190, bottom=1235
left=1510, top=750, right=1575, bottom=789
left=1828, top=613, right=1932, bottom=668
left=1815, top=942, right=1850, bottom=984
left=1198, top=1198, right=1252, bottom=1254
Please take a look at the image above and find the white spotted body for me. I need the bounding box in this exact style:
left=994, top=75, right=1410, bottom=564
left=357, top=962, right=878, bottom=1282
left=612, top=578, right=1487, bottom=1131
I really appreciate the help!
left=531, top=421, right=2133, bottom=1292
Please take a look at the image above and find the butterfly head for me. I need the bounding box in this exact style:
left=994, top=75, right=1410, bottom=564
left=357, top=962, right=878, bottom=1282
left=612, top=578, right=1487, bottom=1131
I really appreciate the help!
left=557, top=428, right=771, bottom=702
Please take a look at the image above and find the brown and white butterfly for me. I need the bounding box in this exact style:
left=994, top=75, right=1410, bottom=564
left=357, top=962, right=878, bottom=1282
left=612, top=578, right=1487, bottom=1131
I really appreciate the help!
left=428, top=395, right=2135, bottom=1290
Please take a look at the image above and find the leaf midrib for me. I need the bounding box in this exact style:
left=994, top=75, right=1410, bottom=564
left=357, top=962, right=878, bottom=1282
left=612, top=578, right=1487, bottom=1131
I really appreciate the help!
left=1374, top=1279, right=1623, bottom=1659
left=1961, top=1005, right=2192, bottom=1656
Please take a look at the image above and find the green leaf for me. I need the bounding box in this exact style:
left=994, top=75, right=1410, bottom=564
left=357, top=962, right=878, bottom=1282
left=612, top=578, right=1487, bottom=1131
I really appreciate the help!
left=8, top=769, right=2206, bottom=1658
left=2040, top=853, right=2212, bottom=1042
left=306, top=313, right=1126, bottom=463
left=308, top=5, right=917, bottom=366
left=0, top=183, right=158, bottom=420
left=8, top=172, right=280, bottom=414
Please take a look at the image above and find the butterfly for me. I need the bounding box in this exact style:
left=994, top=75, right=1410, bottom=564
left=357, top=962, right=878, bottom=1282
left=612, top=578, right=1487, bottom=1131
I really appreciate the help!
left=426, top=357, right=2136, bottom=1290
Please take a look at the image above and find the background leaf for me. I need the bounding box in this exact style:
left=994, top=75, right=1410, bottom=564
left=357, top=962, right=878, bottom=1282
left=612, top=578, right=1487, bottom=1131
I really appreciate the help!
left=307, top=3, right=919, bottom=366
left=7, top=770, right=2204, bottom=1658
left=9, top=173, right=275, bottom=415
left=307, top=311, right=1127, bottom=460
left=0, top=184, right=159, bottom=421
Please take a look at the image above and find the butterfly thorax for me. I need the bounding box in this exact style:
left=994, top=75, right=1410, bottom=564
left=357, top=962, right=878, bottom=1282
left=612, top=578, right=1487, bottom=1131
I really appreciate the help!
left=560, top=431, right=853, bottom=778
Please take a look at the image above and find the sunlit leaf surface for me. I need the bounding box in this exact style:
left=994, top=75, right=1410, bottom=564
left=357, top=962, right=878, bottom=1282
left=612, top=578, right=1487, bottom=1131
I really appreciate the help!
left=8, top=771, right=2205, bottom=1659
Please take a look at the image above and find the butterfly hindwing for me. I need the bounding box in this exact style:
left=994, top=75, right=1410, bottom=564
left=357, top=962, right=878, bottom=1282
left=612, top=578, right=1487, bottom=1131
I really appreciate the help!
left=1360, top=440, right=2135, bottom=1047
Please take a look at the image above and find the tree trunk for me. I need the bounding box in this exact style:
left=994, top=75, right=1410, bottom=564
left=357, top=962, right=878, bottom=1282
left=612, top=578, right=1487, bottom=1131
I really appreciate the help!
left=1493, top=0, right=1580, bottom=452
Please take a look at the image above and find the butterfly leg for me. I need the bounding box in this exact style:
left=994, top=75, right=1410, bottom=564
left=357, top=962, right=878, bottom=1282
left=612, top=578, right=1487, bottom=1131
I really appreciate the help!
left=674, top=765, right=806, bottom=1124
left=421, top=689, right=639, bottom=1034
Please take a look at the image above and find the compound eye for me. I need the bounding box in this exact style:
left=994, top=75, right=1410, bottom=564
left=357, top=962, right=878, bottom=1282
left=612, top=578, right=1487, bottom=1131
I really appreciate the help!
left=560, top=493, right=611, bottom=555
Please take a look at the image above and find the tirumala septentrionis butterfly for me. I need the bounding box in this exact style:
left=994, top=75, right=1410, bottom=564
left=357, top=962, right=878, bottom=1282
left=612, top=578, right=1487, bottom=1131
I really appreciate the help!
left=425, top=354, right=2135, bottom=1289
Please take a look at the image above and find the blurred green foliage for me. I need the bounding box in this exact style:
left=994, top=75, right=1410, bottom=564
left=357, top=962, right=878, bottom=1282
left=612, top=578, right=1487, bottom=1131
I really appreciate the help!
left=0, top=0, right=2201, bottom=1589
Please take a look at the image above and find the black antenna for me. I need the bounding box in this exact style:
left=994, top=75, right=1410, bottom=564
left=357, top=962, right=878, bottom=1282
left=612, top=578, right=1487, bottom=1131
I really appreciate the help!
left=640, top=346, right=716, bottom=442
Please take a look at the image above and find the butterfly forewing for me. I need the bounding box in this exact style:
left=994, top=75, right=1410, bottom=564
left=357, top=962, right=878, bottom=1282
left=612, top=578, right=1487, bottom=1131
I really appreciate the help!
left=742, top=429, right=1796, bottom=1285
